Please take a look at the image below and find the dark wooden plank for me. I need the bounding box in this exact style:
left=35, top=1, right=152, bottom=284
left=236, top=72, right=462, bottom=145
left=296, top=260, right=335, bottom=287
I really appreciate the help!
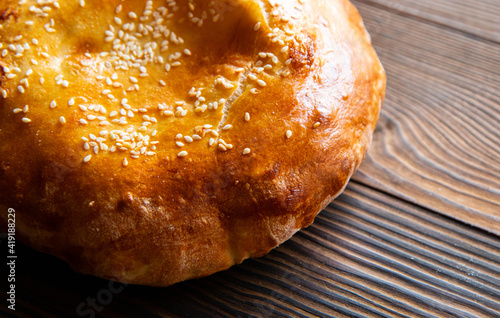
left=351, top=0, right=500, bottom=235
left=2, top=183, right=500, bottom=317
left=355, top=0, right=500, bottom=43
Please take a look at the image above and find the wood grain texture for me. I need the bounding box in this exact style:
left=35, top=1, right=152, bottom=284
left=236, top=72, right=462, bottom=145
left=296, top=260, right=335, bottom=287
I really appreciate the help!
left=355, top=0, right=500, bottom=42
left=351, top=0, right=500, bottom=235
left=2, top=183, right=499, bottom=317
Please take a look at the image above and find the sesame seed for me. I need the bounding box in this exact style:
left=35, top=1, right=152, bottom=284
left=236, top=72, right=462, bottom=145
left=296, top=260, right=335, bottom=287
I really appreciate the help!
left=184, top=48, right=192, bottom=56
left=242, top=148, right=251, bottom=155
left=17, top=86, right=25, bottom=93
left=244, top=112, right=250, bottom=121
left=128, top=12, right=137, bottom=19
left=68, top=98, right=75, bottom=106
left=122, top=158, right=128, bottom=166
left=79, top=0, right=85, bottom=7
left=184, top=136, right=193, bottom=143
left=218, top=144, right=227, bottom=151
left=23, top=105, right=28, bottom=113
left=80, top=119, right=88, bottom=125
left=254, top=22, right=261, bottom=31
left=50, top=100, right=56, bottom=108
left=83, top=155, right=92, bottom=163
left=129, top=76, right=138, bottom=83
left=1, top=90, right=6, bottom=98
left=39, top=77, right=45, bottom=84
left=159, top=80, right=166, bottom=86
left=178, top=151, right=188, bottom=158
left=222, top=124, right=232, bottom=131
left=286, top=130, right=292, bottom=139
left=32, top=38, right=39, bottom=45
left=61, top=80, right=69, bottom=87
left=25, top=69, right=33, bottom=76
left=257, top=79, right=267, bottom=87
left=59, top=116, right=66, bottom=124
left=21, top=117, right=31, bottom=123
left=313, top=122, right=321, bottom=128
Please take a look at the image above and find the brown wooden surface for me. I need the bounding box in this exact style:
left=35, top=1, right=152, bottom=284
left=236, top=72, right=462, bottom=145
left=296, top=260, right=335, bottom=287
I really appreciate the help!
left=1, top=0, right=500, bottom=317
left=353, top=0, right=500, bottom=235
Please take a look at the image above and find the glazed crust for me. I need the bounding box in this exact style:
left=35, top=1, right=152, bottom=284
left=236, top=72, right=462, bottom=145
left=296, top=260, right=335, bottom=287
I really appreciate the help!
left=0, top=0, right=385, bottom=286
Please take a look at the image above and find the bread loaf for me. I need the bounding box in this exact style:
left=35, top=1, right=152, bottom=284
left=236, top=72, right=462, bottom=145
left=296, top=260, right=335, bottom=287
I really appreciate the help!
left=0, top=0, right=385, bottom=286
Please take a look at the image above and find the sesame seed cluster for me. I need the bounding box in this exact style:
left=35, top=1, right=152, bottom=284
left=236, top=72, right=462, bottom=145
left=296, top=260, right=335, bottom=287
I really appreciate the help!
left=0, top=0, right=312, bottom=167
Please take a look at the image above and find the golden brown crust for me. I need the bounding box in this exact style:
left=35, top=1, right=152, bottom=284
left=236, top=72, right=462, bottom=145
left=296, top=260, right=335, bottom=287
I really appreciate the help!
left=0, top=0, right=385, bottom=286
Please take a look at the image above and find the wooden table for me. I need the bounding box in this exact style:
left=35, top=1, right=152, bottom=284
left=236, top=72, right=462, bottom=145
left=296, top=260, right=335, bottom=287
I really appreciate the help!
left=2, top=1, right=500, bottom=317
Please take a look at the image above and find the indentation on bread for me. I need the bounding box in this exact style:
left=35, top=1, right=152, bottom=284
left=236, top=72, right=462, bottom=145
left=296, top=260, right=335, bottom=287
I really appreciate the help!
left=290, top=31, right=316, bottom=71
left=254, top=0, right=272, bottom=27
left=215, top=66, right=251, bottom=140
left=0, top=7, right=18, bottom=22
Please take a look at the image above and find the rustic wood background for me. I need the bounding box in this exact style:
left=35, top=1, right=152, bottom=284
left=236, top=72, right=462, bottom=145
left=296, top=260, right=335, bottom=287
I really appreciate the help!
left=2, top=0, right=499, bottom=317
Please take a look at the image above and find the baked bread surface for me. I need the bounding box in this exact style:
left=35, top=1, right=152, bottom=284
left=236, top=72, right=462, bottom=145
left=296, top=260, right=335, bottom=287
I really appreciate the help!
left=0, top=0, right=385, bottom=286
